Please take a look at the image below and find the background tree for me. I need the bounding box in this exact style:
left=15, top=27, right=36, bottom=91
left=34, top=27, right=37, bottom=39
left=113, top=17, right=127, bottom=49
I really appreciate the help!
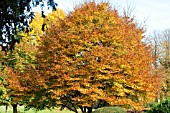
left=27, top=8, right=66, bottom=44
left=150, top=29, right=170, bottom=101
left=0, top=8, right=65, bottom=113
left=0, top=0, right=57, bottom=51
left=36, top=2, right=160, bottom=113
left=0, top=66, right=9, bottom=109
left=0, top=31, right=39, bottom=113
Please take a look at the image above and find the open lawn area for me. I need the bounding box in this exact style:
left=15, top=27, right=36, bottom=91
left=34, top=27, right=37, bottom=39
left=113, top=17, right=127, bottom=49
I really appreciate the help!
left=0, top=106, right=78, bottom=113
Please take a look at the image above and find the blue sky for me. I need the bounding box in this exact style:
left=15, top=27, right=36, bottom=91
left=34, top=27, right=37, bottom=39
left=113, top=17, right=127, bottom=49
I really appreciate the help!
left=53, top=0, right=170, bottom=36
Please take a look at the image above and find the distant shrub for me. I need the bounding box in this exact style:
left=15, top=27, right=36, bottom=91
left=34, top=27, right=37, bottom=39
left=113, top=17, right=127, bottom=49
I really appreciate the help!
left=92, top=106, right=126, bottom=113
left=147, top=97, right=170, bottom=113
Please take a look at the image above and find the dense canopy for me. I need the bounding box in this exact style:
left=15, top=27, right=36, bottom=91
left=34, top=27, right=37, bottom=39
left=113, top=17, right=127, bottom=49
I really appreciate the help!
left=36, top=2, right=160, bottom=111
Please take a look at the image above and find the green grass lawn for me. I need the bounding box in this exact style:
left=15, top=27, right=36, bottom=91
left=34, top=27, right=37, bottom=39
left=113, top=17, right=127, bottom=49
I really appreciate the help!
left=0, top=106, right=77, bottom=113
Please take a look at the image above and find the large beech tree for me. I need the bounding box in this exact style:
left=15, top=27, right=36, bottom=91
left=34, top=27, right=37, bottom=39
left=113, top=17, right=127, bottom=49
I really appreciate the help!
left=36, top=2, right=160, bottom=112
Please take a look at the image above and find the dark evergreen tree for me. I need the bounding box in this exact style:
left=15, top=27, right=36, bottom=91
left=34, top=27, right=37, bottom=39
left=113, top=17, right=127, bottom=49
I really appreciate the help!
left=0, top=0, right=57, bottom=51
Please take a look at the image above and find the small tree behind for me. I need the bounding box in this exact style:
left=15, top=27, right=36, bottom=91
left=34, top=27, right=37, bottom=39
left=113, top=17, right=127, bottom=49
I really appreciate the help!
left=150, top=29, right=170, bottom=101
left=0, top=9, right=66, bottom=113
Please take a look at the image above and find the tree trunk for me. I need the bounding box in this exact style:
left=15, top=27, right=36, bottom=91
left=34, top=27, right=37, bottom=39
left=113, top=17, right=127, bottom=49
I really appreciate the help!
left=87, top=107, right=92, bottom=113
left=79, top=106, right=86, bottom=113
left=12, top=104, right=17, bottom=113
left=79, top=106, right=93, bottom=113
left=5, top=106, right=8, bottom=113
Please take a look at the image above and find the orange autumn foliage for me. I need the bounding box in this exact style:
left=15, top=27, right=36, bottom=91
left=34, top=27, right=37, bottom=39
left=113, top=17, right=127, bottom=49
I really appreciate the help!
left=0, top=1, right=159, bottom=112
left=35, top=2, right=160, bottom=111
left=0, top=9, right=66, bottom=108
